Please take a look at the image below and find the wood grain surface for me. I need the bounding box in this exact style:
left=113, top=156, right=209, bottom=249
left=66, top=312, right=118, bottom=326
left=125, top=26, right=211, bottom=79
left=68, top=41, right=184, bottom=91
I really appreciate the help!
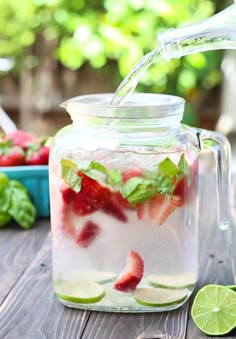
left=0, top=174, right=236, bottom=339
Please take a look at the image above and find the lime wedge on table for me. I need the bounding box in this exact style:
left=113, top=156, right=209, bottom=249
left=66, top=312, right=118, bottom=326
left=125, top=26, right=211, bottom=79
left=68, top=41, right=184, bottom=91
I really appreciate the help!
left=146, top=272, right=196, bottom=289
left=227, top=285, right=236, bottom=292
left=191, top=284, right=236, bottom=336
left=133, top=287, right=189, bottom=307
left=55, top=281, right=105, bottom=304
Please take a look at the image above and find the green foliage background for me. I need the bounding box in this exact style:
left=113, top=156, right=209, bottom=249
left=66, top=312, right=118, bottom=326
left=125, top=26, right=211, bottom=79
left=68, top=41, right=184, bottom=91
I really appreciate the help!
left=0, top=0, right=228, bottom=124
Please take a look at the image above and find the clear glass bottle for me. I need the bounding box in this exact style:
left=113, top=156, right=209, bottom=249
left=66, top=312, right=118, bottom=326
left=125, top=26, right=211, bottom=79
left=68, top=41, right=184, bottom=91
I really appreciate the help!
left=49, top=93, right=230, bottom=312
left=158, top=3, right=236, bottom=60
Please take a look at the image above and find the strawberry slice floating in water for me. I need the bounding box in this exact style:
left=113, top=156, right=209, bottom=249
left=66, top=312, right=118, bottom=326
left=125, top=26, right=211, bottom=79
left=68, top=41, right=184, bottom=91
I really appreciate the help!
left=102, top=198, right=128, bottom=222
left=114, top=250, right=144, bottom=292
left=137, top=194, right=181, bottom=226
left=76, top=220, right=100, bottom=248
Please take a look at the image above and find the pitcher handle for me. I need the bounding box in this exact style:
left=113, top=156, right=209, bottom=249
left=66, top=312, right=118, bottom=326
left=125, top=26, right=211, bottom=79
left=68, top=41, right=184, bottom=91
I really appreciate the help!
left=198, top=128, right=231, bottom=230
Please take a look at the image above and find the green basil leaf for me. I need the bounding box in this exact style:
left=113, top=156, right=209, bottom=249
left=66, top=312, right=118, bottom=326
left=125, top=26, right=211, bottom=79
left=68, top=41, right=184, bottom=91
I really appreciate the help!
left=178, top=154, right=191, bottom=185
left=154, top=174, right=174, bottom=195
left=121, top=177, right=144, bottom=199
left=121, top=177, right=156, bottom=205
left=9, top=197, right=36, bottom=229
left=88, top=160, right=107, bottom=175
left=106, top=169, right=122, bottom=188
left=158, top=157, right=180, bottom=178
left=0, top=173, right=9, bottom=193
left=9, top=180, right=27, bottom=193
left=60, top=158, right=81, bottom=193
left=0, top=187, right=12, bottom=213
left=0, top=211, right=11, bottom=227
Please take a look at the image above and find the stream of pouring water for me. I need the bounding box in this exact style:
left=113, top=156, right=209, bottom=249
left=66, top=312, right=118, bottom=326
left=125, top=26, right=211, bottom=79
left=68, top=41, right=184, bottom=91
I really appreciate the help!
left=111, top=48, right=161, bottom=106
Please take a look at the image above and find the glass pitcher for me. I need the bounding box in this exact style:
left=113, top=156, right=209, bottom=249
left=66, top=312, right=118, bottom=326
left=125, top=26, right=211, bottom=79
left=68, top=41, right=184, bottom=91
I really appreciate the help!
left=49, top=93, right=230, bottom=312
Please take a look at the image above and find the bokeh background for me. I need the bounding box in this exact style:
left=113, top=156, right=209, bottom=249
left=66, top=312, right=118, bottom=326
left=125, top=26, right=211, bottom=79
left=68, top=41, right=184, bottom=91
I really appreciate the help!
left=0, top=0, right=235, bottom=138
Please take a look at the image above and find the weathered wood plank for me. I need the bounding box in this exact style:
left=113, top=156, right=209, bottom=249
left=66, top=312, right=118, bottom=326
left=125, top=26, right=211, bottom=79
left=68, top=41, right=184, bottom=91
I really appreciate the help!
left=81, top=303, right=189, bottom=339
left=0, top=220, right=50, bottom=305
left=0, top=234, right=90, bottom=339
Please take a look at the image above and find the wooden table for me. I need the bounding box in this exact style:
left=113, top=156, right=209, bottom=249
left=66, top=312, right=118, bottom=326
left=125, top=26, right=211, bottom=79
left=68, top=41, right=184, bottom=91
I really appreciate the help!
left=1, top=174, right=236, bottom=339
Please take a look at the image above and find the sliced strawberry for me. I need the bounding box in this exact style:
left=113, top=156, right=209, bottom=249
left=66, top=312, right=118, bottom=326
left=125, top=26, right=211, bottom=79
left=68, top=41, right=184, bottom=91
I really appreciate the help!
left=61, top=186, right=75, bottom=204
left=102, top=198, right=128, bottom=222
left=75, top=220, right=100, bottom=248
left=122, top=168, right=142, bottom=184
left=60, top=172, right=112, bottom=216
left=78, top=172, right=111, bottom=207
left=112, top=192, right=133, bottom=210
left=73, top=194, right=99, bottom=216
left=137, top=194, right=181, bottom=226
left=114, top=250, right=144, bottom=292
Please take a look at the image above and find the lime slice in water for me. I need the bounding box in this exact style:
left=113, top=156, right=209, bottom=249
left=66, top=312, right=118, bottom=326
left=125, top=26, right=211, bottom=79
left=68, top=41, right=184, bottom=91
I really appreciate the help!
left=55, top=281, right=105, bottom=304
left=133, top=287, right=189, bottom=307
left=146, top=272, right=196, bottom=289
left=191, top=284, right=236, bottom=336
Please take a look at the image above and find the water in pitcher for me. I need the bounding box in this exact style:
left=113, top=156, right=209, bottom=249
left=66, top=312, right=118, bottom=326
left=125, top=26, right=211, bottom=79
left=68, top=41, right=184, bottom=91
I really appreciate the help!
left=50, top=137, right=199, bottom=312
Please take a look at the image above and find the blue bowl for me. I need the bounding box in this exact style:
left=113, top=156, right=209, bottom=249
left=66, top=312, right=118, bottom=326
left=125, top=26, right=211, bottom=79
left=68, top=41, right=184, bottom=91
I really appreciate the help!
left=0, top=165, right=50, bottom=217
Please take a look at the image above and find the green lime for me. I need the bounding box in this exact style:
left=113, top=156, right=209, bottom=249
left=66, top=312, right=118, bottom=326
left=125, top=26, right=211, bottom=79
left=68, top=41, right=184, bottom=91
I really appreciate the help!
left=133, top=287, right=189, bottom=307
left=55, top=281, right=105, bottom=304
left=191, top=284, right=236, bottom=336
left=146, top=272, right=196, bottom=289
left=227, top=285, right=236, bottom=292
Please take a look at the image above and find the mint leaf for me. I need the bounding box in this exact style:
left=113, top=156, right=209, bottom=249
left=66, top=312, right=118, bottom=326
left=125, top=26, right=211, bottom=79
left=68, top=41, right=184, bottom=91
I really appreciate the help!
left=60, top=159, right=81, bottom=193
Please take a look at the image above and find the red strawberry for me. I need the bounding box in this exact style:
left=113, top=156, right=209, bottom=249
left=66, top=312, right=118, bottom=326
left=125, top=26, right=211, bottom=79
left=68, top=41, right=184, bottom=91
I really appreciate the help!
left=102, top=198, right=128, bottom=222
left=122, top=168, right=142, bottom=183
left=78, top=172, right=111, bottom=207
left=137, top=194, right=181, bottom=226
left=61, top=186, right=75, bottom=204
left=61, top=173, right=112, bottom=216
left=75, top=220, right=100, bottom=248
left=4, top=130, right=34, bottom=150
left=114, top=250, right=144, bottom=292
left=73, top=194, right=98, bottom=216
left=112, top=192, right=133, bottom=210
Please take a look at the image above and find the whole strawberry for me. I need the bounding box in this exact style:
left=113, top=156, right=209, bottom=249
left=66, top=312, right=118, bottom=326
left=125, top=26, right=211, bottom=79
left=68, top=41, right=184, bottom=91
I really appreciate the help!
left=4, top=130, right=34, bottom=150
left=26, top=144, right=50, bottom=166
left=0, top=139, right=25, bottom=166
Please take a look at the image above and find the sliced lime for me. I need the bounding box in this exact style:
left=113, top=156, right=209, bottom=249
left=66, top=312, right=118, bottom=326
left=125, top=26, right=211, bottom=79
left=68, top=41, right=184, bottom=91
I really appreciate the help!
left=146, top=272, right=196, bottom=289
left=227, top=285, right=236, bottom=292
left=133, top=287, right=189, bottom=307
left=55, top=281, right=105, bottom=304
left=191, top=284, right=236, bottom=336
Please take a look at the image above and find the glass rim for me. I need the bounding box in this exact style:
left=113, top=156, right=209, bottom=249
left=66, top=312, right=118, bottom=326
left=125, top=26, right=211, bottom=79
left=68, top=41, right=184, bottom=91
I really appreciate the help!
left=60, top=93, right=185, bottom=119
